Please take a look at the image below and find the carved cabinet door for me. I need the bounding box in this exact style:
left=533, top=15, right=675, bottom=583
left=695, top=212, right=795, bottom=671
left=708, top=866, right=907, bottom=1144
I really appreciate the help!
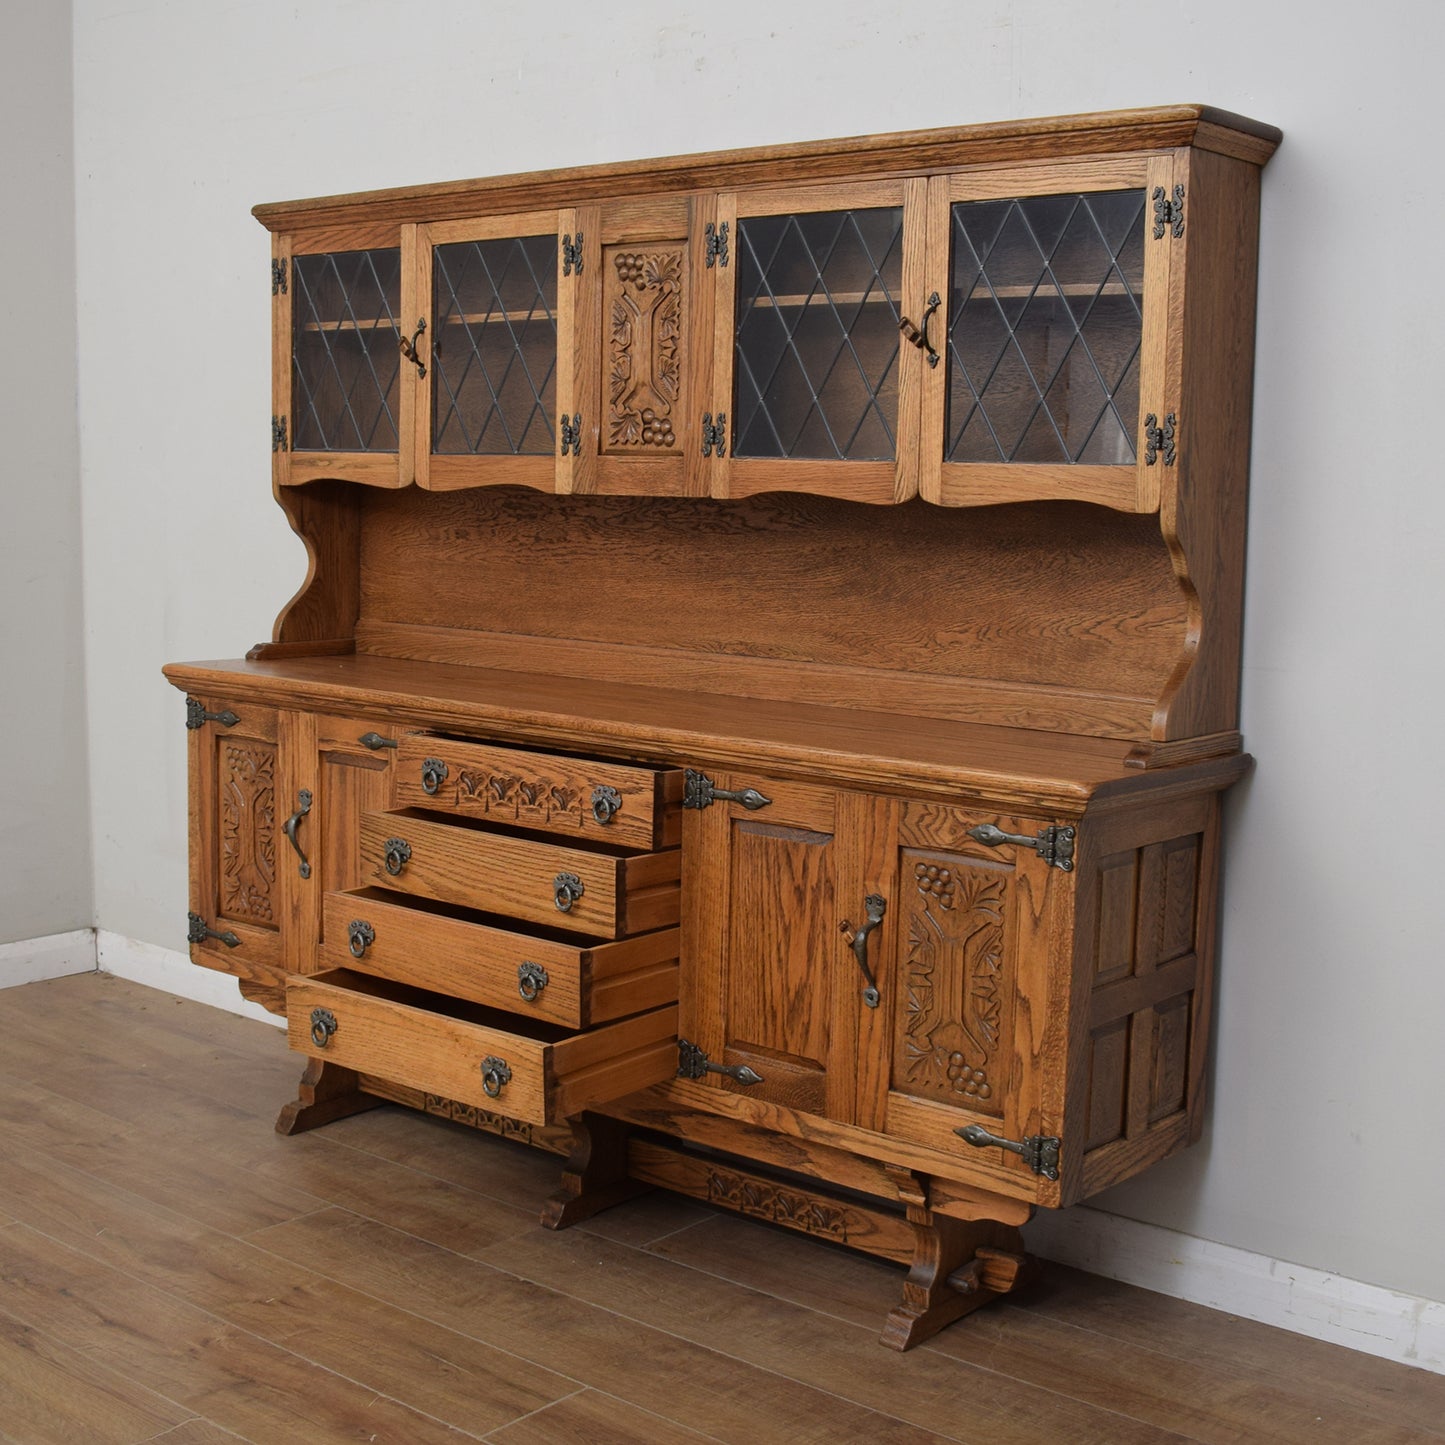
left=865, top=799, right=1074, bottom=1199
left=187, top=698, right=286, bottom=988
left=681, top=776, right=887, bottom=1122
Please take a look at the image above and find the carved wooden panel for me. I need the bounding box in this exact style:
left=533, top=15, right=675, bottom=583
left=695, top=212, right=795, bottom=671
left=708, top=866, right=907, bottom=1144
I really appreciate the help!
left=603, top=244, right=684, bottom=453
left=892, top=849, right=1014, bottom=1120
left=456, top=768, right=584, bottom=828
left=705, top=1164, right=852, bottom=1244
left=217, top=740, right=277, bottom=927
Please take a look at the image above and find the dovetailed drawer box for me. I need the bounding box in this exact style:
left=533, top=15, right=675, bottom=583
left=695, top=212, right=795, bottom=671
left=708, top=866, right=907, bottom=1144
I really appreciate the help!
left=392, top=735, right=684, bottom=851
left=288, top=969, right=680, bottom=1126
left=358, top=809, right=681, bottom=938
left=321, top=887, right=680, bottom=1028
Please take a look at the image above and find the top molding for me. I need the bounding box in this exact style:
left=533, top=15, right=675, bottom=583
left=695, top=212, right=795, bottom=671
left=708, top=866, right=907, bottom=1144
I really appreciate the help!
left=253, top=104, right=1281, bottom=233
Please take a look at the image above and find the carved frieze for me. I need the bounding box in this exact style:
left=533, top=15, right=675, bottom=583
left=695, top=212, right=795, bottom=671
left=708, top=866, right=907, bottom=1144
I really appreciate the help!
left=705, top=1166, right=851, bottom=1244
left=455, top=769, right=584, bottom=827
left=605, top=247, right=683, bottom=452
left=896, top=851, right=1011, bottom=1116
left=219, top=741, right=276, bottom=925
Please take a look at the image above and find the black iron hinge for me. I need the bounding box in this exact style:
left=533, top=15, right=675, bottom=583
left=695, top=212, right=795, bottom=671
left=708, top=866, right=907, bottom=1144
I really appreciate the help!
left=956, top=1124, right=1061, bottom=1180
left=1152, top=184, right=1185, bottom=240
left=187, top=911, right=240, bottom=949
left=562, top=231, right=584, bottom=276
left=185, top=697, right=240, bottom=731
left=704, top=220, right=729, bottom=268
left=271, top=415, right=288, bottom=452
left=683, top=768, right=771, bottom=811
left=677, top=1038, right=762, bottom=1086
left=700, top=411, right=727, bottom=458
left=966, top=822, right=1076, bottom=872
left=559, top=413, right=582, bottom=456
left=271, top=258, right=288, bottom=294
left=1143, top=412, right=1177, bottom=467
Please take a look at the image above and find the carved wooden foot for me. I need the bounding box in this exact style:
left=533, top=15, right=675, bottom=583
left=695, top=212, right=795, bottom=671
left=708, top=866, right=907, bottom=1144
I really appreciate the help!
left=541, top=1113, right=651, bottom=1230
left=880, top=1170, right=1036, bottom=1351
left=274, top=1057, right=383, bottom=1135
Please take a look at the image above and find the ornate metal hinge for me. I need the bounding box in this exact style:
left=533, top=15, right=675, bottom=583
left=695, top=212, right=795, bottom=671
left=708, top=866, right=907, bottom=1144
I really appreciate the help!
left=271, top=258, right=288, bottom=294
left=704, top=220, right=729, bottom=268
left=559, top=413, right=582, bottom=456
left=271, top=414, right=288, bottom=452
left=1143, top=412, right=1177, bottom=467
left=185, top=697, right=240, bottom=731
left=682, top=769, right=771, bottom=811
left=677, top=1039, right=763, bottom=1086
left=700, top=411, right=727, bottom=458
left=561, top=231, right=584, bottom=275
left=357, top=732, right=397, bottom=750
left=966, top=822, right=1076, bottom=872
left=956, top=1123, right=1061, bottom=1181
left=187, top=912, right=240, bottom=949
left=1152, top=184, right=1185, bottom=239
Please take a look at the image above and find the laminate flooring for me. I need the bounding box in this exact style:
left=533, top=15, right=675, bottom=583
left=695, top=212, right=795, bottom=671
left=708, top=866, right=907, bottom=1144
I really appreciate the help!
left=0, top=974, right=1439, bottom=1444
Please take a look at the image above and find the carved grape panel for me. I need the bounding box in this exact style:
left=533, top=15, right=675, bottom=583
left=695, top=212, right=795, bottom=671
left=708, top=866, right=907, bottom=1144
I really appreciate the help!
left=604, top=244, right=684, bottom=453
left=217, top=740, right=277, bottom=927
left=892, top=848, right=1014, bottom=1119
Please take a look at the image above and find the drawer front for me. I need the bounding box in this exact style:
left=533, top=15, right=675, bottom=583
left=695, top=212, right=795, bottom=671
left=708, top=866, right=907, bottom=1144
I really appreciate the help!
left=393, top=735, right=683, bottom=850
left=322, top=888, right=679, bottom=1028
left=287, top=969, right=679, bottom=1126
left=358, top=810, right=680, bottom=938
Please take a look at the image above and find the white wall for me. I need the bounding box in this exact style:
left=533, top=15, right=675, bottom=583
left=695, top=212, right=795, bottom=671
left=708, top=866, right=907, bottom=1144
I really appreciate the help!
left=0, top=4, right=91, bottom=946
left=73, top=0, right=1445, bottom=1307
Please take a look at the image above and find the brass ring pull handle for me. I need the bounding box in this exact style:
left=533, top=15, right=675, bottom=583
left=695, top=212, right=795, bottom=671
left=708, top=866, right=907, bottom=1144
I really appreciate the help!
left=283, top=789, right=313, bottom=879
left=399, top=317, right=427, bottom=377
left=480, top=1055, right=512, bottom=1098
left=591, top=785, right=622, bottom=825
left=899, top=292, right=942, bottom=368
left=383, top=836, right=412, bottom=876
left=842, top=893, right=886, bottom=1008
left=420, top=757, right=449, bottom=795
left=310, top=1007, right=338, bottom=1049
left=517, top=961, right=549, bottom=1002
left=348, top=920, right=375, bottom=958
left=553, top=872, right=585, bottom=913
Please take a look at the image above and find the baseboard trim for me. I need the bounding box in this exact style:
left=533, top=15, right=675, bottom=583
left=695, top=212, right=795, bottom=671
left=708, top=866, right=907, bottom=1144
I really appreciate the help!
left=0, top=928, right=97, bottom=988
left=95, top=931, right=283, bottom=1028
left=1026, top=1205, right=1445, bottom=1374
left=84, top=934, right=1444, bottom=1374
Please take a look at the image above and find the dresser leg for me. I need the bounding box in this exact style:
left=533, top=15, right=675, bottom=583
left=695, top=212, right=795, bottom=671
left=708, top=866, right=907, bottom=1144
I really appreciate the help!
left=274, top=1057, right=383, bottom=1135
left=541, top=1112, right=651, bottom=1230
left=880, top=1170, right=1036, bottom=1351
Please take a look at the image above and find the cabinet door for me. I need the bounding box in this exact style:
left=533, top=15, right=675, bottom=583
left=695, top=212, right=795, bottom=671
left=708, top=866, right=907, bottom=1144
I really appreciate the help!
left=683, top=776, right=875, bottom=1121
left=416, top=210, right=573, bottom=492
left=186, top=697, right=285, bottom=987
left=870, top=801, right=1072, bottom=1197
left=275, top=222, right=413, bottom=489
left=920, top=156, right=1175, bottom=511
left=704, top=180, right=928, bottom=504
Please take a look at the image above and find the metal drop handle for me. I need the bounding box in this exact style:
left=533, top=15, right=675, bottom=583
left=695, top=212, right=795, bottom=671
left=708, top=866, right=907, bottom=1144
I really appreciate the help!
left=553, top=872, right=585, bottom=912
left=591, top=785, right=622, bottom=825
left=480, top=1055, right=512, bottom=1098
left=899, top=291, right=942, bottom=368
left=383, top=836, right=412, bottom=876
left=283, top=789, right=313, bottom=878
left=842, top=893, right=886, bottom=1008
left=310, top=1007, right=338, bottom=1049
left=348, top=920, right=375, bottom=958
left=420, top=757, right=449, bottom=795
left=399, top=317, right=427, bottom=377
left=517, top=962, right=549, bottom=1002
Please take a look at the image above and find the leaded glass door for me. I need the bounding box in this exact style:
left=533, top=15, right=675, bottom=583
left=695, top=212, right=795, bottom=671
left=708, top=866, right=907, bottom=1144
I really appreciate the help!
left=416, top=210, right=576, bottom=492
left=706, top=180, right=928, bottom=504
left=920, top=157, right=1176, bottom=511
left=274, top=224, right=412, bottom=489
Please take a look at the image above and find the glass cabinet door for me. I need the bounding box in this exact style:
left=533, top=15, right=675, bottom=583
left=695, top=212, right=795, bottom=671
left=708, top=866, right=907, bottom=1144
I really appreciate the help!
left=921, top=158, right=1175, bottom=510
left=416, top=210, right=574, bottom=492
left=275, top=224, right=410, bottom=489
left=706, top=180, right=928, bottom=504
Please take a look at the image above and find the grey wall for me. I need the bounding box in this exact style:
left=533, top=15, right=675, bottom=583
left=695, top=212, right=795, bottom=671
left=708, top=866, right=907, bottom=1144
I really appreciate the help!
left=71, top=0, right=1445, bottom=1305
left=0, top=4, right=91, bottom=946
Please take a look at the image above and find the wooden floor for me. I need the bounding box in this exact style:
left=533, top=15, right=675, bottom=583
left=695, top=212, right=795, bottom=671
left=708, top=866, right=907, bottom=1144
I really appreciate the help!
left=0, top=975, right=1440, bottom=1445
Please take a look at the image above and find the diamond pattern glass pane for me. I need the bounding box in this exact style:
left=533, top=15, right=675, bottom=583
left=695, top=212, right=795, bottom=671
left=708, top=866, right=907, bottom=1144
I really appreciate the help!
left=432, top=235, right=558, bottom=455
left=946, top=190, right=1146, bottom=465
left=734, top=207, right=903, bottom=460
left=291, top=249, right=401, bottom=452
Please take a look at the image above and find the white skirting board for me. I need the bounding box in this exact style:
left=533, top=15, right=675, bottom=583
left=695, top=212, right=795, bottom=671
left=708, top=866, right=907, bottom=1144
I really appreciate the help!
left=83, top=930, right=1445, bottom=1375
left=0, top=928, right=97, bottom=988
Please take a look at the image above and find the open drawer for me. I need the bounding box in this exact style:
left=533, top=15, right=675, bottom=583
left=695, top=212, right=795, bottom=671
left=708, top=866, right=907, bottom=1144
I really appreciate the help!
left=322, top=887, right=679, bottom=1029
left=287, top=968, right=679, bottom=1127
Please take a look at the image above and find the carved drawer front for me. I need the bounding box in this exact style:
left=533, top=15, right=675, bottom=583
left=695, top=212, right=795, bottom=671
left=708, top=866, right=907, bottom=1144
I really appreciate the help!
left=287, top=969, right=679, bottom=1126
left=357, top=809, right=680, bottom=939
left=321, top=887, right=679, bottom=1029
left=392, top=735, right=684, bottom=850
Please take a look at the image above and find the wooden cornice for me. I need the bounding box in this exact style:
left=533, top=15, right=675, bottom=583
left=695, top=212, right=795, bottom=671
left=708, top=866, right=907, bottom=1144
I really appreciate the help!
left=253, top=104, right=1281, bottom=233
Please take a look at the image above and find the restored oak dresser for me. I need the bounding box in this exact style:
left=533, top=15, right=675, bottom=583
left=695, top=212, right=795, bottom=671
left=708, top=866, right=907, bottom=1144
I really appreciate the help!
left=164, top=105, right=1279, bottom=1348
